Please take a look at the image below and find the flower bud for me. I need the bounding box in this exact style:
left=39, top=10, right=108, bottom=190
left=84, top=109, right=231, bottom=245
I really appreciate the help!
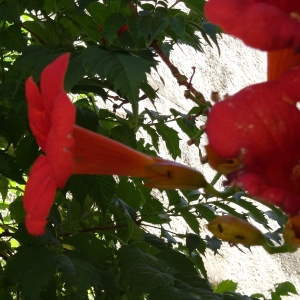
left=205, top=145, right=242, bottom=174
left=283, top=215, right=300, bottom=248
left=207, top=215, right=265, bottom=246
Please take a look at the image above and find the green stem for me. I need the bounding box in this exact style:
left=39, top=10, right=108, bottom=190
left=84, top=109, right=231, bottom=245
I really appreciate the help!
left=204, top=183, right=236, bottom=199
left=262, top=242, right=297, bottom=254
left=210, top=172, right=222, bottom=186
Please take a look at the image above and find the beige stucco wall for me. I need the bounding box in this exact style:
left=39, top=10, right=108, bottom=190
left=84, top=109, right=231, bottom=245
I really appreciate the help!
left=145, top=34, right=300, bottom=298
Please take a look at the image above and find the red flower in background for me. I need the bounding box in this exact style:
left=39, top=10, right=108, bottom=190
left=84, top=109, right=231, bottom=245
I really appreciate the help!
left=24, top=54, right=206, bottom=235
left=206, top=66, right=300, bottom=216
left=204, top=0, right=300, bottom=51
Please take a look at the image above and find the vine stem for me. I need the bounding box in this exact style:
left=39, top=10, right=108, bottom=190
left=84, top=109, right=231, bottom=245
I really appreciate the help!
left=150, top=40, right=206, bottom=106
left=262, top=242, right=297, bottom=254
left=128, top=1, right=207, bottom=107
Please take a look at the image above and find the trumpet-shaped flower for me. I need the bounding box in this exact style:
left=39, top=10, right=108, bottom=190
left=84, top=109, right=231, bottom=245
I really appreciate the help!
left=206, top=66, right=300, bottom=216
left=24, top=53, right=206, bottom=235
left=204, top=0, right=300, bottom=51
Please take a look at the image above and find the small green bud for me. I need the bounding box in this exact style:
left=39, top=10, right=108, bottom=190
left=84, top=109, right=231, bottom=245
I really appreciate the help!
left=207, top=215, right=265, bottom=246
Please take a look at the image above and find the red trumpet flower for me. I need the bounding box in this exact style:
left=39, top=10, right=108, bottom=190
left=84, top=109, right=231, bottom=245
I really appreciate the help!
left=204, top=0, right=300, bottom=51
left=24, top=53, right=205, bottom=235
left=206, top=66, right=300, bottom=216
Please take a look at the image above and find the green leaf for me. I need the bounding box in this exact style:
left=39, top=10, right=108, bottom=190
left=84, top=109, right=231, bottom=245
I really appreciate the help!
left=66, top=13, right=103, bottom=43
left=271, top=292, right=282, bottom=300
left=71, top=79, right=107, bottom=100
left=9, top=196, right=25, bottom=223
left=0, top=152, right=25, bottom=184
left=145, top=108, right=170, bottom=122
left=265, top=209, right=287, bottom=228
left=274, top=281, right=298, bottom=296
left=81, top=46, right=156, bottom=125
left=213, top=201, right=244, bottom=219
left=179, top=208, right=200, bottom=234
left=138, top=14, right=170, bottom=44
left=169, top=13, right=187, bottom=41
left=0, top=175, right=9, bottom=201
left=65, top=56, right=86, bottom=91
left=118, top=246, right=174, bottom=298
left=118, top=245, right=160, bottom=273
left=15, top=135, right=39, bottom=170
left=78, top=0, right=98, bottom=11
left=186, top=233, right=206, bottom=254
left=251, top=293, right=266, bottom=299
left=62, top=233, right=110, bottom=264
left=230, top=197, right=269, bottom=228
left=156, top=249, right=199, bottom=276
left=3, top=110, right=27, bottom=146
left=182, top=0, right=205, bottom=15
left=86, top=2, right=110, bottom=25
left=148, top=286, right=201, bottom=300
left=117, top=178, right=144, bottom=209
left=111, top=125, right=137, bottom=148
left=166, top=189, right=182, bottom=206
left=126, top=216, right=145, bottom=242
left=5, top=246, right=57, bottom=299
left=0, top=24, right=26, bottom=52
left=128, top=264, right=174, bottom=298
left=155, top=122, right=181, bottom=159
left=170, top=108, right=198, bottom=139
left=0, top=0, right=21, bottom=23
left=104, top=13, right=127, bottom=42
left=140, top=194, right=167, bottom=224
left=214, top=280, right=238, bottom=294
left=142, top=125, right=160, bottom=151
left=12, top=46, right=63, bottom=84
left=57, top=251, right=100, bottom=297
left=205, top=236, right=222, bottom=254
left=194, top=204, right=216, bottom=221
left=75, top=105, right=98, bottom=132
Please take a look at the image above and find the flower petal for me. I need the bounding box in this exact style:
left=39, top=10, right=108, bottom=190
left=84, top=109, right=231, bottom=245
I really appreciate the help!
left=72, top=125, right=155, bottom=177
left=40, top=53, right=70, bottom=116
left=46, top=92, right=75, bottom=188
left=205, top=0, right=300, bottom=50
left=206, top=68, right=300, bottom=214
left=279, top=66, right=300, bottom=100
left=25, top=77, right=50, bottom=151
left=71, top=125, right=205, bottom=190
left=23, top=155, right=57, bottom=235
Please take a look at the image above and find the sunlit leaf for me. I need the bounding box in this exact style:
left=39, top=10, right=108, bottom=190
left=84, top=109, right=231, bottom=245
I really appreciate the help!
left=155, top=122, right=181, bottom=159
left=214, top=280, right=238, bottom=294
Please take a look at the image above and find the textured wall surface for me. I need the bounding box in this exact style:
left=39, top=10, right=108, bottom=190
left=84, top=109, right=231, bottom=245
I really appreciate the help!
left=145, top=34, right=300, bottom=298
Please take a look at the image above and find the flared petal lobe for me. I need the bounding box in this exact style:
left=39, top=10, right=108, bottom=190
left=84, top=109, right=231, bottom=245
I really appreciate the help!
left=46, top=92, right=75, bottom=188
left=25, top=78, right=49, bottom=151
left=204, top=0, right=300, bottom=51
left=206, top=66, right=300, bottom=215
left=23, top=156, right=57, bottom=235
left=40, top=53, right=71, bottom=117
